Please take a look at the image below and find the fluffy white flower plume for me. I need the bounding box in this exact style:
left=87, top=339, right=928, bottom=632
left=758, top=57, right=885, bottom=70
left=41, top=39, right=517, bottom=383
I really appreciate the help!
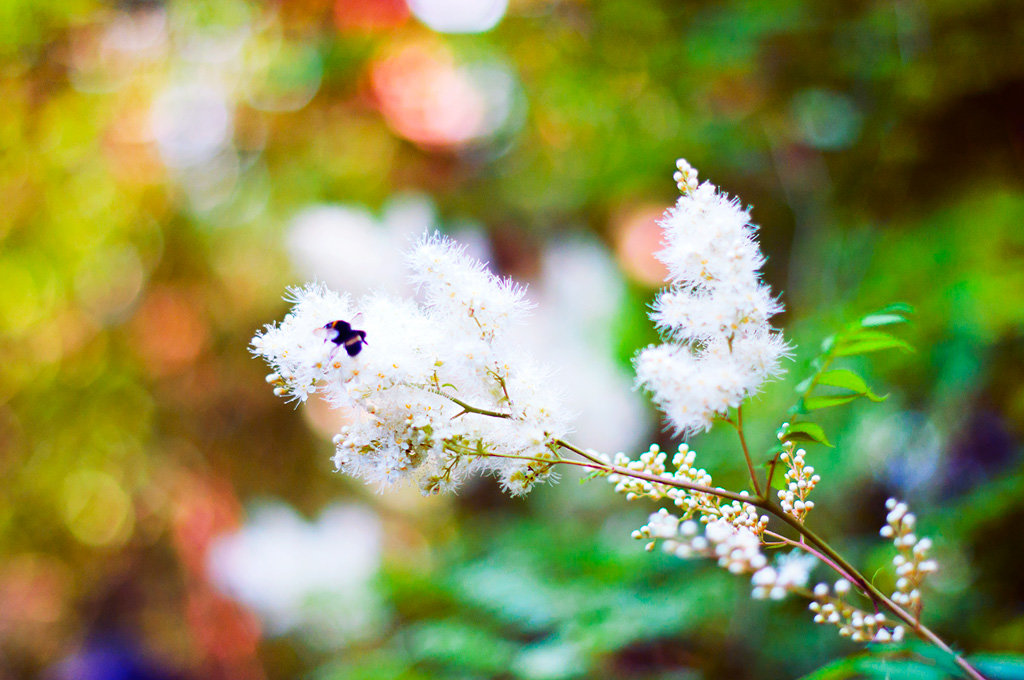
left=253, top=233, right=568, bottom=496
left=636, top=159, right=789, bottom=436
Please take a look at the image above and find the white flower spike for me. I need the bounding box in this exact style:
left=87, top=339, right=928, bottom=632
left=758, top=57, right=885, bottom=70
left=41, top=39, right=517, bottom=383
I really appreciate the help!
left=253, top=233, right=568, bottom=496
left=635, top=159, right=789, bottom=436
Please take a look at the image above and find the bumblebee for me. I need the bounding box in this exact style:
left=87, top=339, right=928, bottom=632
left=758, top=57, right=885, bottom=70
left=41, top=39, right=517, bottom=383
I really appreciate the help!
left=316, top=320, right=368, bottom=357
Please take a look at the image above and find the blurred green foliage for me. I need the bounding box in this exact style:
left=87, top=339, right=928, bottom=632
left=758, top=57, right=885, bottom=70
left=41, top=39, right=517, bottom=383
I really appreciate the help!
left=0, top=0, right=1022, bottom=678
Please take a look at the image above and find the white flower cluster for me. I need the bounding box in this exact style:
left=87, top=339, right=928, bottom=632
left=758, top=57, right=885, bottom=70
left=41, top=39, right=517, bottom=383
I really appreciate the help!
left=881, top=498, right=938, bottom=612
left=776, top=434, right=820, bottom=522
left=635, top=159, right=789, bottom=436
left=809, top=580, right=906, bottom=644
left=252, top=234, right=568, bottom=495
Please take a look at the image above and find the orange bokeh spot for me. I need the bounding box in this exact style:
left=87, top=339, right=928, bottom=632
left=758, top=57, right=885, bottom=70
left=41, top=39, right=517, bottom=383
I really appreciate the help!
left=369, top=40, right=486, bottom=149
left=130, top=287, right=209, bottom=374
left=612, top=203, right=670, bottom=287
left=334, top=0, right=409, bottom=33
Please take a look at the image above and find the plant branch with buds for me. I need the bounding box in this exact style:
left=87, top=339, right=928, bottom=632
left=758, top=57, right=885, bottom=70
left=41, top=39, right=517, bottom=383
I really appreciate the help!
left=252, top=160, right=985, bottom=680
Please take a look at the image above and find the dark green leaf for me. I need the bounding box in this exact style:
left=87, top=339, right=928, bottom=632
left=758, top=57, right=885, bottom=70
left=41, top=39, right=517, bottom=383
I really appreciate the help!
left=969, top=654, right=1024, bottom=680
left=798, top=653, right=951, bottom=680
left=780, top=421, right=834, bottom=447
left=803, top=394, right=861, bottom=411
left=795, top=656, right=862, bottom=680
left=406, top=620, right=517, bottom=674
left=855, top=658, right=949, bottom=680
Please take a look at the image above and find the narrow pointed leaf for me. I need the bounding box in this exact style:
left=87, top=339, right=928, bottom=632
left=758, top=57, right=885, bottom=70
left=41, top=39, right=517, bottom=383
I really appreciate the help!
left=781, top=422, right=834, bottom=447
left=860, top=313, right=909, bottom=328
left=816, top=369, right=869, bottom=393
left=872, top=302, right=915, bottom=317
left=834, top=330, right=913, bottom=356
left=803, top=394, right=861, bottom=410
left=795, top=375, right=815, bottom=393
left=815, top=369, right=888, bottom=401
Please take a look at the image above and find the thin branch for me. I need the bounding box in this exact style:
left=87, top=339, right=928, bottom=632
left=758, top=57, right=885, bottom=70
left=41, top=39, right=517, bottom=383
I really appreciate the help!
left=737, top=405, right=763, bottom=498
left=763, top=529, right=858, bottom=585
left=419, top=392, right=986, bottom=680
left=765, top=452, right=781, bottom=493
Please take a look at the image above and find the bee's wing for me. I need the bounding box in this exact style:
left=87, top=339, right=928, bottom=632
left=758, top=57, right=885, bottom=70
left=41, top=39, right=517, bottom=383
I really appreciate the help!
left=313, top=325, right=339, bottom=341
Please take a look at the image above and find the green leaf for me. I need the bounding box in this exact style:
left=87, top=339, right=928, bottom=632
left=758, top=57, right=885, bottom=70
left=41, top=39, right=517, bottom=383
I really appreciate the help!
left=861, top=313, right=910, bottom=327
left=803, top=394, right=861, bottom=411
left=798, top=654, right=950, bottom=680
left=855, top=658, right=949, bottom=680
left=816, top=369, right=888, bottom=402
left=780, top=422, right=834, bottom=447
left=820, top=334, right=837, bottom=353
left=795, top=656, right=862, bottom=680
left=406, top=620, right=517, bottom=675
left=834, top=330, right=914, bottom=356
left=969, top=654, right=1024, bottom=680
left=795, top=375, right=815, bottom=393
left=872, top=302, right=915, bottom=317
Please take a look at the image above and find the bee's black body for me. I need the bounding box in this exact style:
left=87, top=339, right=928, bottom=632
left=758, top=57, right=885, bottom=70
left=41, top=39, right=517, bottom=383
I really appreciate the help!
left=321, top=320, right=368, bottom=356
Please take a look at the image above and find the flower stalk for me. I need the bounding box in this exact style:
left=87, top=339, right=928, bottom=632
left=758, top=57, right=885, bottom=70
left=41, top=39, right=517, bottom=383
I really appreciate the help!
left=433, top=387, right=984, bottom=680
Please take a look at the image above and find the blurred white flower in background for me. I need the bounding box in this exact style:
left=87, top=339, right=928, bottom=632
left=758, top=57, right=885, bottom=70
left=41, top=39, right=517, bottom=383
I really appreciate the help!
left=408, top=0, right=508, bottom=34
left=207, top=502, right=385, bottom=644
left=521, top=239, right=650, bottom=454
left=150, top=80, right=234, bottom=169
left=287, top=194, right=438, bottom=297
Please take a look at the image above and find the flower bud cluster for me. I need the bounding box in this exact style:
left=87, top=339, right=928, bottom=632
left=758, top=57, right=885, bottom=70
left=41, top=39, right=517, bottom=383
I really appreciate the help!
left=673, top=158, right=699, bottom=193
left=881, top=498, right=937, bottom=613
left=635, top=510, right=768, bottom=575
left=608, top=445, right=768, bottom=535
left=606, top=444, right=715, bottom=509
left=776, top=434, right=819, bottom=522
left=635, top=160, right=789, bottom=436
left=808, top=580, right=905, bottom=644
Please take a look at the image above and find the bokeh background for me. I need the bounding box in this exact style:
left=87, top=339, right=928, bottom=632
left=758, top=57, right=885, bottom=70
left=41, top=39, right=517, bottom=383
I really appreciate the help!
left=2, top=0, right=1023, bottom=678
